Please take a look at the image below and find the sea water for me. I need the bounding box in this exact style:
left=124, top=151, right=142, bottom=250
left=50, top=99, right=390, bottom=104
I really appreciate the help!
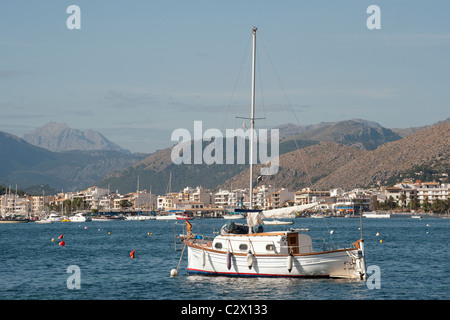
left=0, top=217, right=448, bottom=300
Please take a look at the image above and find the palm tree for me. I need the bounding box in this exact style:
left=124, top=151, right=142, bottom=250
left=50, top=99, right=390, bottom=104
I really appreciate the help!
left=399, top=193, right=407, bottom=210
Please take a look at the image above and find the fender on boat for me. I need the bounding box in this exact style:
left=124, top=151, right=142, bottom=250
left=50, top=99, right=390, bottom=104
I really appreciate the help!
left=287, top=253, right=293, bottom=273
left=226, top=251, right=232, bottom=270
left=246, top=251, right=255, bottom=270
left=202, top=249, right=206, bottom=267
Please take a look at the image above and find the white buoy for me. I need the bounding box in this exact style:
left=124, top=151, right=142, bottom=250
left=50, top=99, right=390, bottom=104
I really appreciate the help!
left=170, top=269, right=178, bottom=277
left=330, top=230, right=334, bottom=235
left=376, top=232, right=380, bottom=236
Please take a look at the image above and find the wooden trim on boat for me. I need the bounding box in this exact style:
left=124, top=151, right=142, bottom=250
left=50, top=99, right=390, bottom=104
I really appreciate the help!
left=218, top=232, right=287, bottom=237
left=184, top=240, right=356, bottom=257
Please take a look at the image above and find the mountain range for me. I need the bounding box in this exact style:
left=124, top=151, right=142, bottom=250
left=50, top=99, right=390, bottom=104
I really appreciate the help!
left=0, top=126, right=147, bottom=193
left=1, top=118, right=448, bottom=194
left=23, top=121, right=130, bottom=154
left=225, top=120, right=450, bottom=191
left=97, top=118, right=450, bottom=194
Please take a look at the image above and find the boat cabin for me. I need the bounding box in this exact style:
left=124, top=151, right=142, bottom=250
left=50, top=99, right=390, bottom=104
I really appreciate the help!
left=213, top=228, right=313, bottom=255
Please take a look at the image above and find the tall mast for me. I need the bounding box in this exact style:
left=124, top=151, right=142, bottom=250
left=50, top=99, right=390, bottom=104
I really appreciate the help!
left=249, top=26, right=257, bottom=210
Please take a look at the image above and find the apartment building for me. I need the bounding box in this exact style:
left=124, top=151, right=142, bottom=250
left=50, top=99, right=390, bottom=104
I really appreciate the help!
left=417, top=182, right=449, bottom=203
left=294, top=188, right=330, bottom=206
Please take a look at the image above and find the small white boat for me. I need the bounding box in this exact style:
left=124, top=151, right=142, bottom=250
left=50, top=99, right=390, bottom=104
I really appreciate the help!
left=126, top=215, right=156, bottom=221
left=35, top=219, right=53, bottom=224
left=263, top=219, right=294, bottom=225
left=44, top=213, right=62, bottom=222
left=310, top=213, right=327, bottom=218
left=223, top=214, right=245, bottom=220
left=363, top=212, right=391, bottom=218
left=411, top=215, right=422, bottom=219
left=69, top=212, right=92, bottom=222
left=156, top=214, right=181, bottom=220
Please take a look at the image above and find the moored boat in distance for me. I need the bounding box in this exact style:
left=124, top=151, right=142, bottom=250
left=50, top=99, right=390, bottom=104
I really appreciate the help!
left=363, top=212, right=391, bottom=218
left=176, top=214, right=195, bottom=220
left=223, top=213, right=245, bottom=219
left=263, top=219, right=294, bottom=225
left=125, top=214, right=156, bottom=221
left=0, top=216, right=29, bottom=223
left=69, top=212, right=92, bottom=222
left=156, top=211, right=184, bottom=220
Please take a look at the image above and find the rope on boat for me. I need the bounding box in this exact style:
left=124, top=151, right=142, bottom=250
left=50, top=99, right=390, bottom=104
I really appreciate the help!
left=176, top=242, right=187, bottom=273
left=170, top=240, right=187, bottom=277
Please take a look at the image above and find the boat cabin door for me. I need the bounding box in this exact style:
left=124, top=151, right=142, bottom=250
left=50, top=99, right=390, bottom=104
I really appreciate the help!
left=287, top=233, right=299, bottom=254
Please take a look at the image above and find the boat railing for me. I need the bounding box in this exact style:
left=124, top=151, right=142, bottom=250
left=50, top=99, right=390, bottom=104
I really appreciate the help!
left=173, top=221, right=218, bottom=251
left=311, top=238, right=335, bottom=251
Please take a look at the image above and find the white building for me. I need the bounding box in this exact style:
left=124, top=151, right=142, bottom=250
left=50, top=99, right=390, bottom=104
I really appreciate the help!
left=294, top=188, right=330, bottom=206
left=417, top=182, right=449, bottom=203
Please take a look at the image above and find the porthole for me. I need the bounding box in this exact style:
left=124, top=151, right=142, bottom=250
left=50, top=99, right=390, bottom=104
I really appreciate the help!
left=266, top=244, right=274, bottom=251
left=214, top=242, right=223, bottom=249
left=239, top=244, right=248, bottom=251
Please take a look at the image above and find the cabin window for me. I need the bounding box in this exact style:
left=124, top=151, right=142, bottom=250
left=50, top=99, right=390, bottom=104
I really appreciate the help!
left=266, top=244, right=274, bottom=251
left=214, top=242, right=223, bottom=249
left=239, top=244, right=248, bottom=251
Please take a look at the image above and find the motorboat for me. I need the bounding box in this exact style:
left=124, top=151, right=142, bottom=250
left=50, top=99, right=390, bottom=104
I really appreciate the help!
left=69, top=212, right=92, bottom=222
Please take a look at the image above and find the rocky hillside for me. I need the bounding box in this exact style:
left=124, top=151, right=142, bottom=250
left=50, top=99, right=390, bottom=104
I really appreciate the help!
left=312, top=120, right=450, bottom=190
left=220, top=141, right=365, bottom=191
left=23, top=122, right=130, bottom=154
left=222, top=121, right=450, bottom=191
left=282, top=119, right=402, bottom=150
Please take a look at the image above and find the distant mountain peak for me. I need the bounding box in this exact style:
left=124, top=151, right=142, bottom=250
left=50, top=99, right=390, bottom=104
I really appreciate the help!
left=23, top=122, right=130, bottom=154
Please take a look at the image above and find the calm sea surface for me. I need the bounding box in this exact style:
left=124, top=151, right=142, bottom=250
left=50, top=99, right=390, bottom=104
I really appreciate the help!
left=0, top=217, right=448, bottom=300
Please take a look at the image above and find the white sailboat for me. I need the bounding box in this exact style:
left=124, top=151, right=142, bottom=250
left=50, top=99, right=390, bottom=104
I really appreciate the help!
left=182, top=27, right=366, bottom=279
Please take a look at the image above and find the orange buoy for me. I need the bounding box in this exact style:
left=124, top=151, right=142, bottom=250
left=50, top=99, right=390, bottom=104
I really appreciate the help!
left=59, top=241, right=66, bottom=246
left=58, top=234, right=63, bottom=239
left=130, top=249, right=135, bottom=259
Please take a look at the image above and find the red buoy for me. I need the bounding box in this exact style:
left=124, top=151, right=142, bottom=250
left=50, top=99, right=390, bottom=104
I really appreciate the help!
left=59, top=241, right=65, bottom=246
left=58, top=234, right=63, bottom=239
left=130, top=249, right=135, bottom=259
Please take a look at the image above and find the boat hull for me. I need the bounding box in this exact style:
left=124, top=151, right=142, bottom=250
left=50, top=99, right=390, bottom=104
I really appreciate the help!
left=186, top=244, right=363, bottom=279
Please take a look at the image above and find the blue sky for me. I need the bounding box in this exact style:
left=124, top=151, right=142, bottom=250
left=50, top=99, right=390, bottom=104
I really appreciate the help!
left=1, top=0, right=449, bottom=153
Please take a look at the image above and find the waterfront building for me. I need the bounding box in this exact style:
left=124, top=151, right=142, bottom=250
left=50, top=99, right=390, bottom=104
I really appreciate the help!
left=269, top=188, right=294, bottom=209
left=294, top=188, right=330, bottom=206
left=157, top=193, right=179, bottom=211
left=417, top=182, right=449, bottom=203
